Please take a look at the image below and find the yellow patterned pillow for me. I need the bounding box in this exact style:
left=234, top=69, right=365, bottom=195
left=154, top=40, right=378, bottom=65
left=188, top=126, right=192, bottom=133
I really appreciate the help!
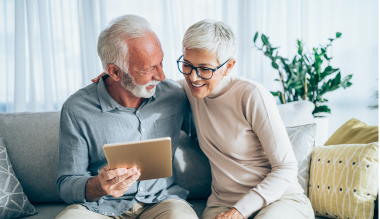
left=309, top=142, right=378, bottom=219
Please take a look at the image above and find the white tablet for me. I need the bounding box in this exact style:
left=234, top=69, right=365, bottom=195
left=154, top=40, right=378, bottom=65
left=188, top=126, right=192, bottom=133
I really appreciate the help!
left=102, top=137, right=172, bottom=181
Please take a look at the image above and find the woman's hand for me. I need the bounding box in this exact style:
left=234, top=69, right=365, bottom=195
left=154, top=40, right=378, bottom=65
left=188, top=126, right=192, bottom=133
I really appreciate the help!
left=91, top=72, right=106, bottom=83
left=214, top=208, right=244, bottom=219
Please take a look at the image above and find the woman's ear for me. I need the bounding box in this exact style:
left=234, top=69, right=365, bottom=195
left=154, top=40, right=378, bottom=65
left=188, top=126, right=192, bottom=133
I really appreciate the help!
left=223, top=59, right=236, bottom=76
left=106, top=64, right=123, bottom=81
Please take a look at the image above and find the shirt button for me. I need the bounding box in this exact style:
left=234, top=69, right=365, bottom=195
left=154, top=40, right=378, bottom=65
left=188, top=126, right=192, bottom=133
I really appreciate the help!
left=112, top=213, right=115, bottom=216
left=139, top=187, right=143, bottom=191
left=136, top=110, right=139, bottom=113
left=104, top=212, right=107, bottom=215
left=141, top=128, right=145, bottom=132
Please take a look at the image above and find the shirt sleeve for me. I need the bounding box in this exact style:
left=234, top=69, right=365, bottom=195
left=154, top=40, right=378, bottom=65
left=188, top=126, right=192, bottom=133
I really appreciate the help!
left=56, top=105, right=92, bottom=204
left=233, top=86, right=299, bottom=218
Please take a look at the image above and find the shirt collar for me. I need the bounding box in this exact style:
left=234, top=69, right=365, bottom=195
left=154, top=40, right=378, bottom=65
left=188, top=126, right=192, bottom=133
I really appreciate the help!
left=97, top=75, right=157, bottom=112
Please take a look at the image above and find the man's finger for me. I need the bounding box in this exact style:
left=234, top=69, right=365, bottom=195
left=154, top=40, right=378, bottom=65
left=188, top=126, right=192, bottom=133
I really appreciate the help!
left=102, top=167, right=130, bottom=180
left=109, top=168, right=138, bottom=185
left=114, top=172, right=141, bottom=190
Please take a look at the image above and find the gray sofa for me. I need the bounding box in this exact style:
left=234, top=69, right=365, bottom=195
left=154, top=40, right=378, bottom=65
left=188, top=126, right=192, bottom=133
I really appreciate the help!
left=0, top=101, right=341, bottom=219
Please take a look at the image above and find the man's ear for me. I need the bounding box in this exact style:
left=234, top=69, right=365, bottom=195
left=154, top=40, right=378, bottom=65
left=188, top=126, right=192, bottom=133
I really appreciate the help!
left=106, top=64, right=123, bottom=81
left=223, top=59, right=236, bottom=76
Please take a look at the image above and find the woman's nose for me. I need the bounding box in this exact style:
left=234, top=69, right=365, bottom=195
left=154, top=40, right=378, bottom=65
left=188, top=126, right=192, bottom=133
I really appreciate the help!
left=189, top=69, right=201, bottom=81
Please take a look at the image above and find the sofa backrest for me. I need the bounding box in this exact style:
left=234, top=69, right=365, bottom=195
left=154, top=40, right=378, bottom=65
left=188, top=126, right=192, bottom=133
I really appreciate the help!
left=0, top=112, right=212, bottom=203
left=0, top=112, right=62, bottom=203
left=0, top=100, right=314, bottom=204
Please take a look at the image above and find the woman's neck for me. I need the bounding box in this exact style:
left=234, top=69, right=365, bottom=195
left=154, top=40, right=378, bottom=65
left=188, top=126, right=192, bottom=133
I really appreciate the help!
left=207, top=74, right=234, bottom=99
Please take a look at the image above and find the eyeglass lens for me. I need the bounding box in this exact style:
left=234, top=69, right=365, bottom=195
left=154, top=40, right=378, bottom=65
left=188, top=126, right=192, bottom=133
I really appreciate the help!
left=178, top=62, right=213, bottom=79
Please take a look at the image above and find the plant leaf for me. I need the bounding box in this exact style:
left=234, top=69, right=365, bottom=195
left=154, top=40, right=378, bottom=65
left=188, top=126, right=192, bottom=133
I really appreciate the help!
left=271, top=61, right=279, bottom=69
left=321, top=66, right=339, bottom=79
left=313, top=105, right=331, bottom=115
left=254, top=32, right=259, bottom=43
left=336, top=32, right=342, bottom=38
left=261, top=34, right=269, bottom=45
left=341, top=74, right=353, bottom=88
left=271, top=91, right=280, bottom=96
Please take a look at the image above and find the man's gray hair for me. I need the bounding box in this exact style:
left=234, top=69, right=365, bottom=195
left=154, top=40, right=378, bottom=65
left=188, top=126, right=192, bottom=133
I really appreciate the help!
left=182, top=19, right=236, bottom=65
left=97, top=15, right=153, bottom=73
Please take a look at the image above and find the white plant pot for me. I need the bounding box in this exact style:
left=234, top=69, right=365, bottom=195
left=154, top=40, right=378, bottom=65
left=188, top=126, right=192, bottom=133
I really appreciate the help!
left=314, top=116, right=329, bottom=146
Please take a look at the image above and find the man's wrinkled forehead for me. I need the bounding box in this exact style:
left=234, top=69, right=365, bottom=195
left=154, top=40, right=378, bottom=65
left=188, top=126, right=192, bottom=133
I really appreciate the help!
left=126, top=33, right=164, bottom=70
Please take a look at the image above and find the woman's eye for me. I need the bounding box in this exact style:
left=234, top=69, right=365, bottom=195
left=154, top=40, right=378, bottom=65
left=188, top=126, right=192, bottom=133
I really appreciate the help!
left=201, top=68, right=210, bottom=71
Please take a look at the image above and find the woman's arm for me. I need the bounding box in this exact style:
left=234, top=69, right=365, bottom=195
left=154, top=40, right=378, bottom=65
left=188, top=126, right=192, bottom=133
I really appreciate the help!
left=233, top=86, right=299, bottom=218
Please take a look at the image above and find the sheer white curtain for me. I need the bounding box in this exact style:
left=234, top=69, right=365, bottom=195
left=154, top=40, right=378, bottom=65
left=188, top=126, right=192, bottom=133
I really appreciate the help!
left=0, top=0, right=378, bottom=134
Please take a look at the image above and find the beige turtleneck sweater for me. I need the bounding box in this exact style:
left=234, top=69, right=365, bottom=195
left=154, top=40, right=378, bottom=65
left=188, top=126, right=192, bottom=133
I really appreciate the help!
left=178, top=75, right=304, bottom=218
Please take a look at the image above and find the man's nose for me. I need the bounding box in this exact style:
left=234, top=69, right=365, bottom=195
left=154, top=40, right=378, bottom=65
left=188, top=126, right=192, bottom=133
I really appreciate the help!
left=153, top=64, right=165, bottom=81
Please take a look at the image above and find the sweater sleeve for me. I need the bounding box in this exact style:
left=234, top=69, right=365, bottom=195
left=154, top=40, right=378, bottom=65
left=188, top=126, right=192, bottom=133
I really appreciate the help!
left=233, top=86, right=299, bottom=218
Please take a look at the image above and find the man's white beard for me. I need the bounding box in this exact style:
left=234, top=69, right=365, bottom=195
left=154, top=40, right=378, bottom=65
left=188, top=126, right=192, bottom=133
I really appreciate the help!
left=121, top=72, right=161, bottom=98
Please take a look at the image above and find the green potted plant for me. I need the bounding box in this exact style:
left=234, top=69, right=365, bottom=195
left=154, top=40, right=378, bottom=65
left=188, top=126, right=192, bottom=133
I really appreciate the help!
left=369, top=85, right=379, bottom=110
left=253, top=32, right=353, bottom=145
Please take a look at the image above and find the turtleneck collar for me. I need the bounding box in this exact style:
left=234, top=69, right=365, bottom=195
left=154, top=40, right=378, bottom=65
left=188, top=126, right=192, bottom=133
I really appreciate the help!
left=206, top=74, right=235, bottom=99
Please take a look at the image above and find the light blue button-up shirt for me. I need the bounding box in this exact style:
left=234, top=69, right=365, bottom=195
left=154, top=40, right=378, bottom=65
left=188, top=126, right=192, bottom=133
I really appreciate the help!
left=57, top=75, right=194, bottom=216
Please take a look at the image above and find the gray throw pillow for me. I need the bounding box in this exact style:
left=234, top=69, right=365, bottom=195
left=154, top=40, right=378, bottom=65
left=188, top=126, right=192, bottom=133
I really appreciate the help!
left=0, top=138, right=37, bottom=219
left=286, top=123, right=317, bottom=197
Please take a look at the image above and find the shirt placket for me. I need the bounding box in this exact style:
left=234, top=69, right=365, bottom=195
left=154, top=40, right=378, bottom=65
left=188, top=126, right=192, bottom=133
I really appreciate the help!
left=134, top=107, right=146, bottom=201
left=135, top=109, right=147, bottom=141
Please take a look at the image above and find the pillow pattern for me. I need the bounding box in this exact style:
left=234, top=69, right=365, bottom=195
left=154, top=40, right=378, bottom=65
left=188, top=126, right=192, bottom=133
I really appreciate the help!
left=286, top=123, right=317, bottom=196
left=309, top=142, right=378, bottom=219
left=0, top=138, right=37, bottom=219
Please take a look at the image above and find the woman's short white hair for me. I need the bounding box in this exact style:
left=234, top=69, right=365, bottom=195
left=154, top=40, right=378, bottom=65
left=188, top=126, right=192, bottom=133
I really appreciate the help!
left=182, top=19, right=236, bottom=65
left=97, top=15, right=153, bottom=73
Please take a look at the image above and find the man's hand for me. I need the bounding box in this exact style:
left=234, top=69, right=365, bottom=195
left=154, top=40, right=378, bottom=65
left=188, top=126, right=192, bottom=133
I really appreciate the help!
left=97, top=165, right=141, bottom=198
left=214, top=208, right=244, bottom=219
left=91, top=72, right=106, bottom=83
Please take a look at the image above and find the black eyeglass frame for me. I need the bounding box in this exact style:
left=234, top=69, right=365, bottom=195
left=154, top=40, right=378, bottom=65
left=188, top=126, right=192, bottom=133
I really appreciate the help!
left=176, top=55, right=230, bottom=80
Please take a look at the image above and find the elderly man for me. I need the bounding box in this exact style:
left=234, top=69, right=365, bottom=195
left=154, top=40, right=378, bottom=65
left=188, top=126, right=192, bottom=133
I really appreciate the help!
left=56, top=15, right=197, bottom=219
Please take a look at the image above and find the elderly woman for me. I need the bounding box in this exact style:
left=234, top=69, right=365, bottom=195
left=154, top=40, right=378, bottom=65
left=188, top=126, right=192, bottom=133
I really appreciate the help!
left=176, top=20, right=314, bottom=219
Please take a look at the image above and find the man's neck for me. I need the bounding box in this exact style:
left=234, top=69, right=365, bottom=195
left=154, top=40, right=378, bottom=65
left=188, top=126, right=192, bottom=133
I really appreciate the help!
left=104, top=76, right=145, bottom=109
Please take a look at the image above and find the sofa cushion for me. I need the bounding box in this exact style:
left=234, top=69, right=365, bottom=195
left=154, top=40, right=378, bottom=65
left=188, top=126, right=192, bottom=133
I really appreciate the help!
left=174, top=131, right=212, bottom=200
left=187, top=199, right=207, bottom=218
left=309, top=142, right=378, bottom=219
left=286, top=123, right=317, bottom=197
left=0, top=137, right=37, bottom=218
left=324, top=118, right=378, bottom=146
left=0, top=112, right=63, bottom=204
left=277, top=101, right=315, bottom=127
left=23, top=203, right=68, bottom=219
